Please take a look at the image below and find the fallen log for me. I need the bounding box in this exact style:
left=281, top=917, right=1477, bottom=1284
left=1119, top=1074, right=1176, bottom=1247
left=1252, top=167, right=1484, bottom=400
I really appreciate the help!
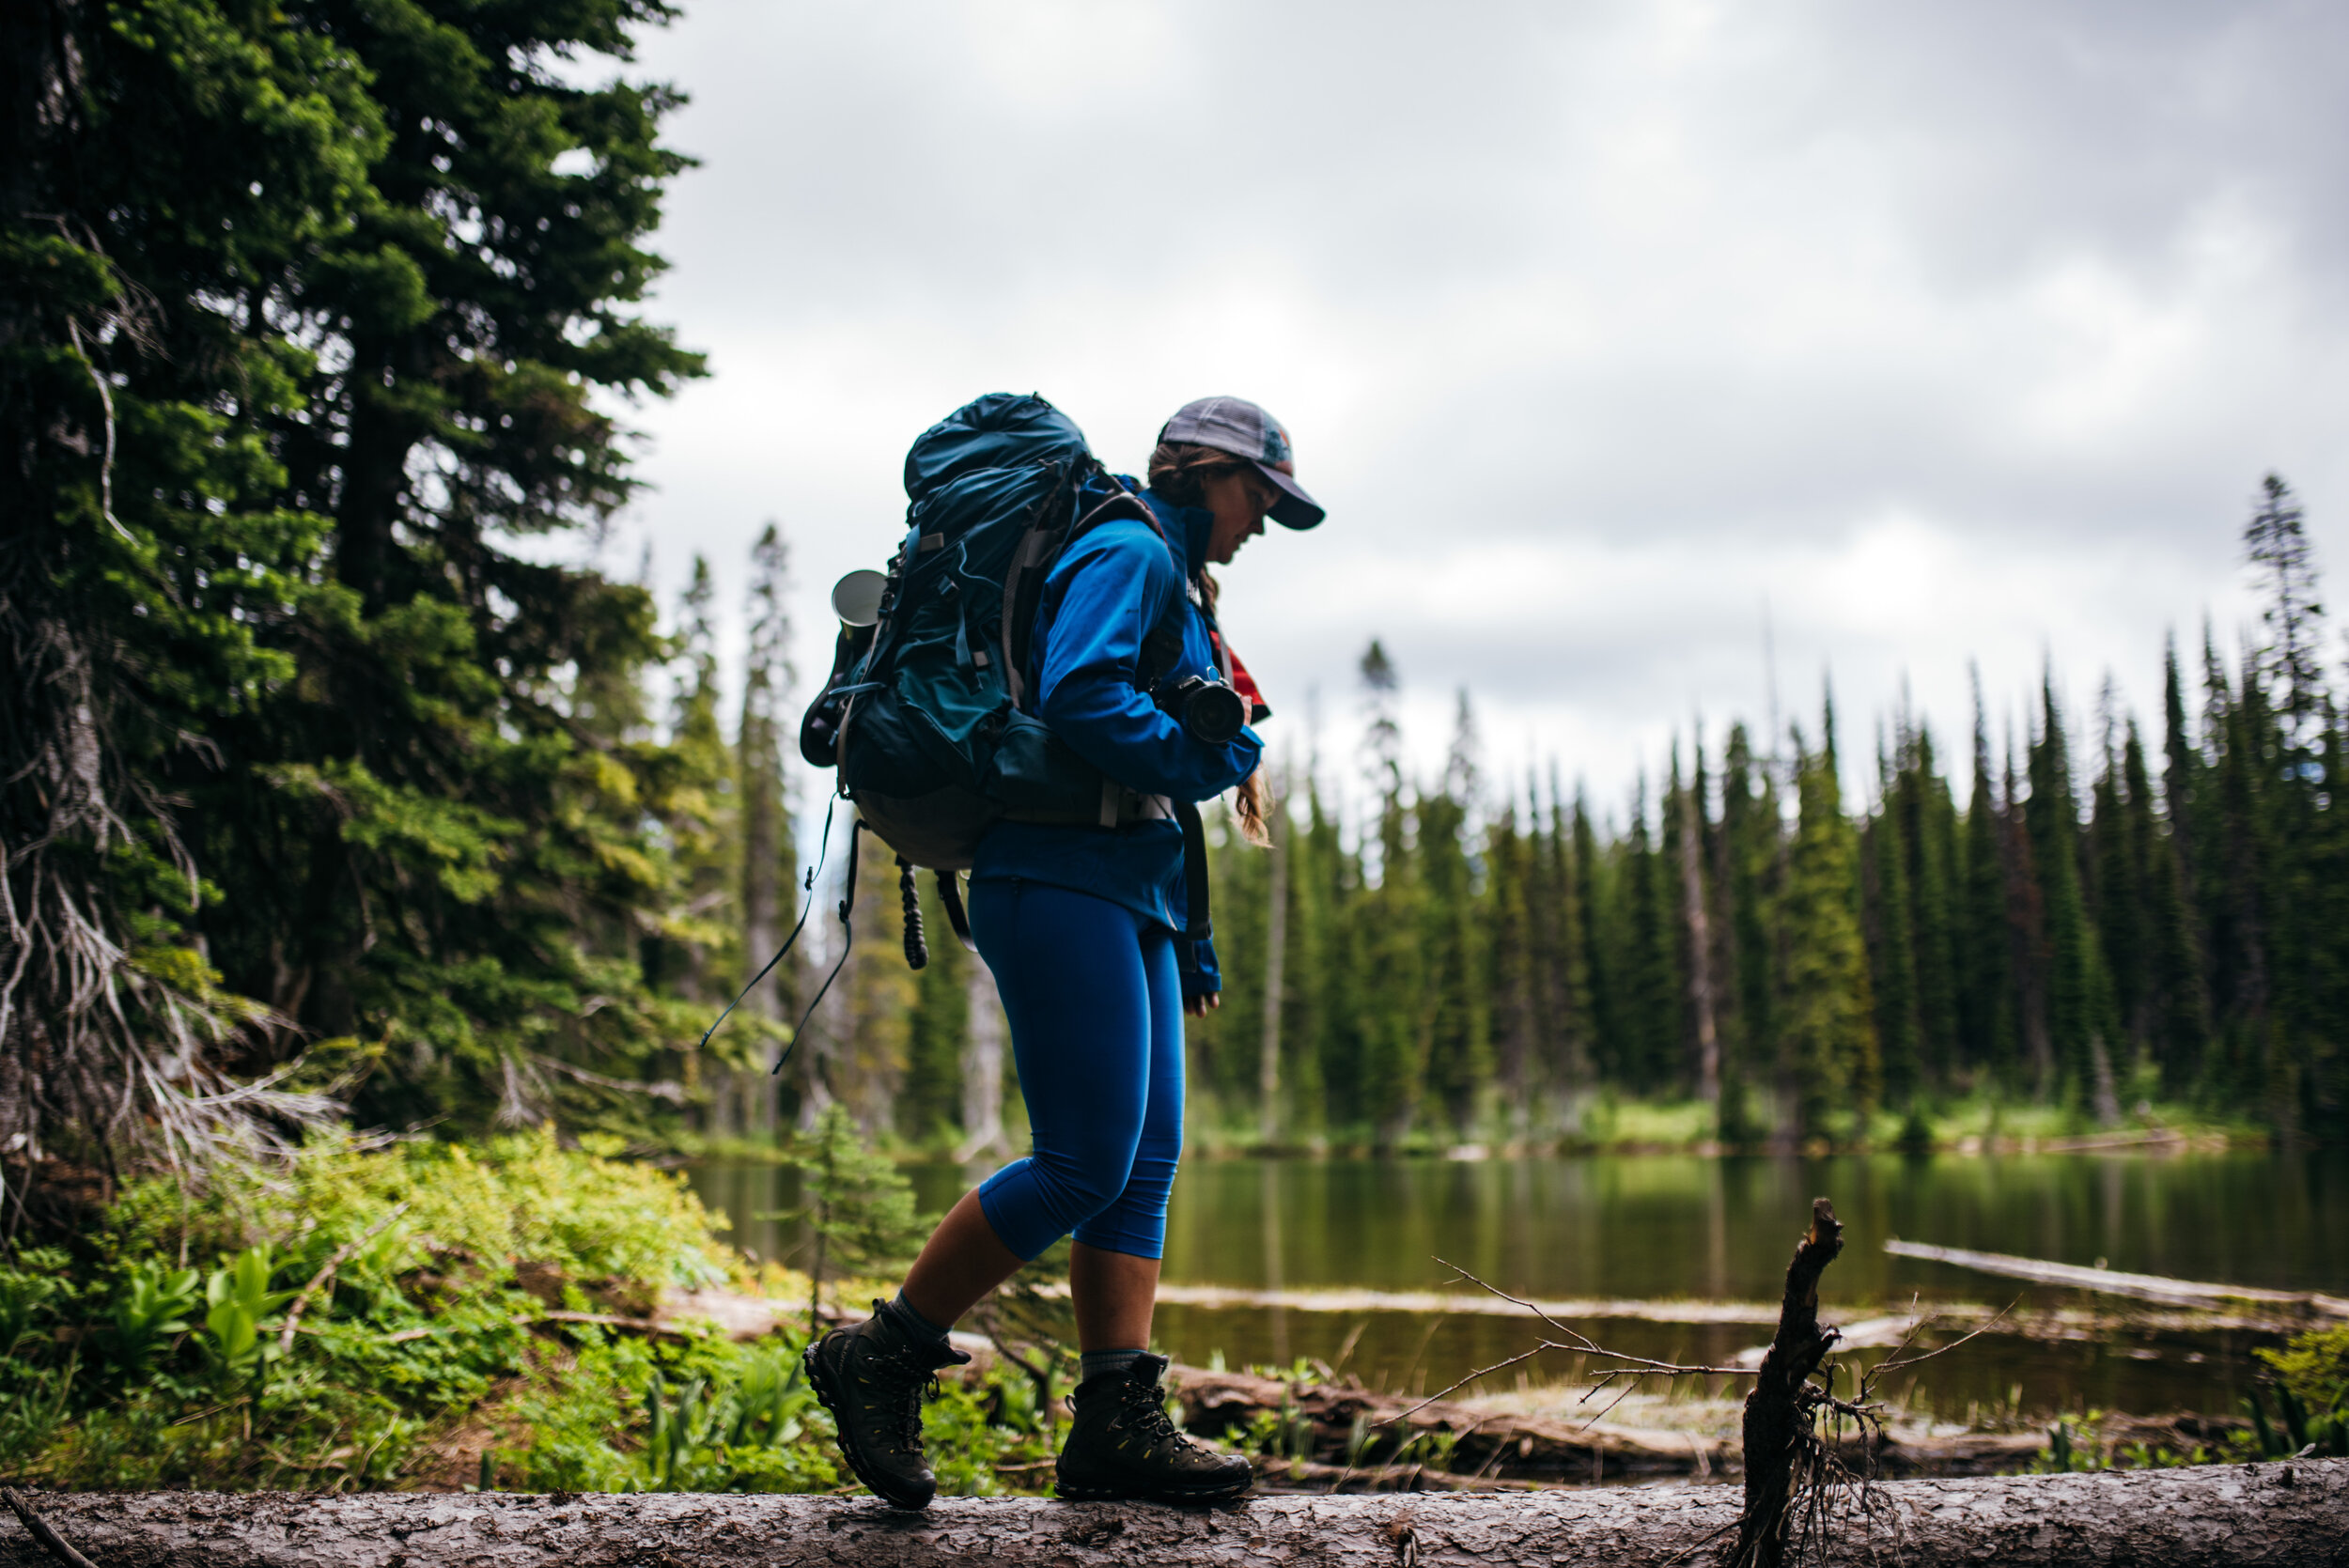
left=1885, top=1239, right=2349, bottom=1317
left=1171, top=1364, right=1727, bottom=1481
left=3, top=1464, right=2342, bottom=1567
left=1169, top=1361, right=2241, bottom=1481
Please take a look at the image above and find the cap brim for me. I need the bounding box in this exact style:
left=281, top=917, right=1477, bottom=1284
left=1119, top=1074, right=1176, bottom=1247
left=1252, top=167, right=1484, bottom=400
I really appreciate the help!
left=1252, top=461, right=1325, bottom=530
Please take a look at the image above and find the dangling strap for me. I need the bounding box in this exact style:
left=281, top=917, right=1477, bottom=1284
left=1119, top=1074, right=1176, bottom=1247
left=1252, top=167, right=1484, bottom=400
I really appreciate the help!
left=700, top=796, right=836, bottom=1053
left=1171, top=800, right=1214, bottom=945
left=898, top=856, right=928, bottom=970
left=937, top=870, right=977, bottom=954
left=772, top=818, right=866, bottom=1075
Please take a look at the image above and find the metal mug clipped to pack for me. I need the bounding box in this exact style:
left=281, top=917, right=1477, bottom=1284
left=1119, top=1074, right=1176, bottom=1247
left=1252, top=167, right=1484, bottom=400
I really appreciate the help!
left=1161, top=675, right=1248, bottom=747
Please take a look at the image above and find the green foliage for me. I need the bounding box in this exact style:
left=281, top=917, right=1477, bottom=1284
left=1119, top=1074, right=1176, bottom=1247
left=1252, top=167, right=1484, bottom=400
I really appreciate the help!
left=2262, top=1326, right=2349, bottom=1406
left=0, top=1138, right=1068, bottom=1495
left=198, top=1248, right=296, bottom=1382
left=785, top=1106, right=932, bottom=1327
left=2239, top=1382, right=2348, bottom=1461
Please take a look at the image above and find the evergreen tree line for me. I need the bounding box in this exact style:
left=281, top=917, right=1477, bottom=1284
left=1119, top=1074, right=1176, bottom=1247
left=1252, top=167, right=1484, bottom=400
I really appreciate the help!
left=674, top=477, right=2342, bottom=1155
left=1180, top=481, right=2346, bottom=1148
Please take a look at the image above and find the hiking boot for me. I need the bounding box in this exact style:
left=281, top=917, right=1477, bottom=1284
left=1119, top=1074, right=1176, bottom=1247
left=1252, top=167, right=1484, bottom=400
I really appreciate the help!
left=803, top=1301, right=971, bottom=1510
left=1054, top=1352, right=1253, bottom=1504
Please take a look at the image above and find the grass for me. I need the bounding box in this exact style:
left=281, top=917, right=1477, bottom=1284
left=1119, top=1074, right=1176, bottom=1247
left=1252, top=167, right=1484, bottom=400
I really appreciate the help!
left=1178, top=1089, right=2269, bottom=1157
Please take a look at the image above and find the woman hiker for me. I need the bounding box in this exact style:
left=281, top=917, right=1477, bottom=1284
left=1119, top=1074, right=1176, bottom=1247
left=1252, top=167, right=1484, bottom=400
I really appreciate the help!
left=804, top=396, right=1326, bottom=1510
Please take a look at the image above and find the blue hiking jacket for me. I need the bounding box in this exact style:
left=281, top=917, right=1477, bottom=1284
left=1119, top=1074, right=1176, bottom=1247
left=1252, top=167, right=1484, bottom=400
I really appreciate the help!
left=970, top=488, right=1262, bottom=994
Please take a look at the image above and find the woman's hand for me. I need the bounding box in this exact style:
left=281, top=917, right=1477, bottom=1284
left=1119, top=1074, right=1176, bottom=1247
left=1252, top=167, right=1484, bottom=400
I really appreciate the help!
left=1184, top=991, right=1221, bottom=1017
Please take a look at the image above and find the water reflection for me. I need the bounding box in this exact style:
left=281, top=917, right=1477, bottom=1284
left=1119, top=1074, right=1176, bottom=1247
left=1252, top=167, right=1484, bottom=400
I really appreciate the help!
left=686, top=1148, right=2348, bottom=1419
left=1155, top=1151, right=2349, bottom=1302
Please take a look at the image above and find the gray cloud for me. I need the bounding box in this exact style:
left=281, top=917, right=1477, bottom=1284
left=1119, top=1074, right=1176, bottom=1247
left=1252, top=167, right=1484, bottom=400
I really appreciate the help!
left=599, top=0, right=2349, bottom=815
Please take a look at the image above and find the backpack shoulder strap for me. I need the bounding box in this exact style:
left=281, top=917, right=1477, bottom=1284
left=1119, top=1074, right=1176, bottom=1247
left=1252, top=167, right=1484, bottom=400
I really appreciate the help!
left=1001, top=472, right=1167, bottom=711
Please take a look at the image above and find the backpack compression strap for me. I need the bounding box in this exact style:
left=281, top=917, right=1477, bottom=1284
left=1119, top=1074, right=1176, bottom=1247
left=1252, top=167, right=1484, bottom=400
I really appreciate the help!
left=1173, top=800, right=1213, bottom=945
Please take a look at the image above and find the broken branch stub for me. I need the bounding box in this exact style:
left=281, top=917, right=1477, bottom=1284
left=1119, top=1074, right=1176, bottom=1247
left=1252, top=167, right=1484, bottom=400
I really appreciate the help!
left=1732, top=1196, right=1848, bottom=1568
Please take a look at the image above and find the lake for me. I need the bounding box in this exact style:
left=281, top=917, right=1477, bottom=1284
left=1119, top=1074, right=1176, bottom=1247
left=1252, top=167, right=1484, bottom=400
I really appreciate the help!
left=689, top=1149, right=2349, bottom=1423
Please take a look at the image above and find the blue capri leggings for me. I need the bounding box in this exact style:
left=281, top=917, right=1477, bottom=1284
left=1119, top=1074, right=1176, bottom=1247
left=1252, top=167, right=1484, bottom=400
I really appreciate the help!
left=970, top=879, right=1186, bottom=1261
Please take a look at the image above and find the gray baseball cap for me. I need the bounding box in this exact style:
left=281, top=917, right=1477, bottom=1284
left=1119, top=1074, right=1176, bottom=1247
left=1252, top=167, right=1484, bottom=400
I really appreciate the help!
left=1158, top=396, right=1326, bottom=530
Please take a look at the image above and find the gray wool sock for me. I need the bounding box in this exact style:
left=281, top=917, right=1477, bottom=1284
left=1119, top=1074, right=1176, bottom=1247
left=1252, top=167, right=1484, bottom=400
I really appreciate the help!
left=879, top=1291, right=951, bottom=1346
left=1080, top=1347, right=1147, bottom=1384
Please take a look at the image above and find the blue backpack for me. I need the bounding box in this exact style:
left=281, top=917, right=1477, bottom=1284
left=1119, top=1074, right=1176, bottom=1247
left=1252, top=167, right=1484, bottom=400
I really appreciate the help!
left=799, top=392, right=1196, bottom=884
left=705, top=394, right=1203, bottom=1056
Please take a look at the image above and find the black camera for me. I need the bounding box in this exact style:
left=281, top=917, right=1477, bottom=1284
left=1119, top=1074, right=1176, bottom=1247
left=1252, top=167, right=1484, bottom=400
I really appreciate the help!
left=1161, top=675, right=1248, bottom=747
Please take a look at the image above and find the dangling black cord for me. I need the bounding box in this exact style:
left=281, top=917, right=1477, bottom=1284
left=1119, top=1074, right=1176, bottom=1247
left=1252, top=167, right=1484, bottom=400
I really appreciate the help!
left=699, top=795, right=838, bottom=1054
left=898, top=857, right=928, bottom=970
left=773, top=819, right=866, bottom=1075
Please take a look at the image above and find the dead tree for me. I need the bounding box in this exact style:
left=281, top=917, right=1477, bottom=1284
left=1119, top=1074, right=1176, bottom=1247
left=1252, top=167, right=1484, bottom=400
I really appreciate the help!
left=1732, top=1196, right=1848, bottom=1568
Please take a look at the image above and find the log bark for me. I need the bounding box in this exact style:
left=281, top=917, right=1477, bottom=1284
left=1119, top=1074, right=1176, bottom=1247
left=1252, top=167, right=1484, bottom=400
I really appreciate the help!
left=3, top=1464, right=2344, bottom=1567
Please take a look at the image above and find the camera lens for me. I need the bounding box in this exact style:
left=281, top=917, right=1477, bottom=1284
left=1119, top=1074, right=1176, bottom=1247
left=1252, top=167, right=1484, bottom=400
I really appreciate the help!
left=1181, top=680, right=1249, bottom=746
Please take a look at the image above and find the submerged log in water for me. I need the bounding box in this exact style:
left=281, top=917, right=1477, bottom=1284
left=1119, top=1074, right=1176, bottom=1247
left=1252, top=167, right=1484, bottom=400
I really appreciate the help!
left=1883, top=1239, right=2349, bottom=1317
left=2, top=1465, right=2343, bottom=1567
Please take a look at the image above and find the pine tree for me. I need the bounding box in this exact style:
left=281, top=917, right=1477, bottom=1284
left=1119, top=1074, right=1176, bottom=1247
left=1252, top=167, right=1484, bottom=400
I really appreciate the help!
left=2026, top=677, right=2104, bottom=1101
left=1719, top=724, right=1781, bottom=1118
left=2245, top=475, right=2325, bottom=748
left=1574, top=791, right=1621, bottom=1090
left=1544, top=770, right=1597, bottom=1107
left=2091, top=714, right=2151, bottom=1067
left=1679, top=739, right=1723, bottom=1105
left=1420, top=693, right=1490, bottom=1132
left=1864, top=731, right=1922, bottom=1105
left=266, top=0, right=700, bottom=1131
left=2158, top=641, right=2217, bottom=1091
left=1485, top=800, right=1539, bottom=1136
left=2003, top=733, right=2057, bottom=1092
left=4, top=0, right=387, bottom=1172
left=1957, top=686, right=2016, bottom=1086
left=2208, top=653, right=2275, bottom=1108
left=658, top=556, right=748, bottom=1132
left=1279, top=778, right=1344, bottom=1141
left=739, top=522, right=800, bottom=1122
left=1777, top=702, right=1880, bottom=1138
left=1353, top=641, right=1428, bottom=1145
left=1621, top=772, right=1680, bottom=1093
left=2241, top=481, right=2331, bottom=1136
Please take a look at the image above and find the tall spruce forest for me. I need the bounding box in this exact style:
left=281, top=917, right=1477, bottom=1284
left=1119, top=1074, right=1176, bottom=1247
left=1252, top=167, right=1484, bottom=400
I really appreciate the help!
left=6, top=1, right=2344, bottom=1208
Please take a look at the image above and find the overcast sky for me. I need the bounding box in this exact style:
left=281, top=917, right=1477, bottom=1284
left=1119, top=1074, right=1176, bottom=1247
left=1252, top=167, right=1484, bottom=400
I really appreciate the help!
left=585, top=0, right=2349, bottom=825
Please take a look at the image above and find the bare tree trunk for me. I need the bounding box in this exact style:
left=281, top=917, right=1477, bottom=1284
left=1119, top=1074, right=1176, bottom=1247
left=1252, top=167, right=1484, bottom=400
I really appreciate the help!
left=955, top=951, right=1008, bottom=1165
left=2088, top=1032, right=2122, bottom=1126
left=1257, top=771, right=1288, bottom=1148
left=6, top=1465, right=2343, bottom=1567
left=1680, top=777, right=1720, bottom=1104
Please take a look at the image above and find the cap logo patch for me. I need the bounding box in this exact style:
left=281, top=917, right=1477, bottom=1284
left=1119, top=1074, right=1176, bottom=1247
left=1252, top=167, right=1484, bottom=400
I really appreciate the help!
left=1261, top=424, right=1291, bottom=464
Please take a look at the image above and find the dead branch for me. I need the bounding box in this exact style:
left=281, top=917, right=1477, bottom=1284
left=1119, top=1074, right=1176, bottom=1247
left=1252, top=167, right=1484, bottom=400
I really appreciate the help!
left=0, top=1491, right=95, bottom=1568
left=277, top=1203, right=411, bottom=1357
